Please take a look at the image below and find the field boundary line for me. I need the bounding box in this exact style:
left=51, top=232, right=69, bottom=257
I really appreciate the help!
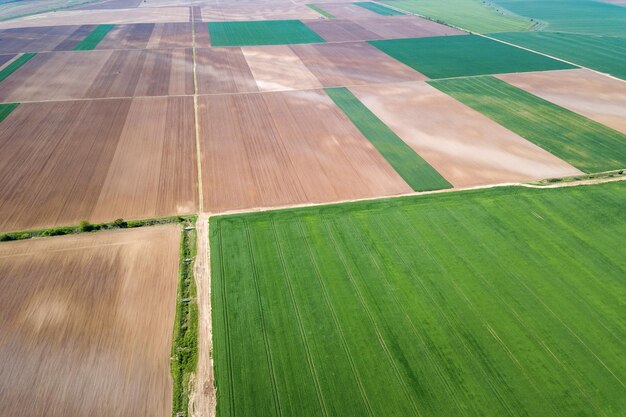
left=191, top=8, right=204, bottom=213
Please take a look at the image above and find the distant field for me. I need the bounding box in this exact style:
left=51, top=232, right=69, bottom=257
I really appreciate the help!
left=382, top=0, right=534, bottom=33
left=369, top=35, right=574, bottom=79
left=491, top=32, right=626, bottom=81
left=430, top=76, right=626, bottom=173
left=353, top=2, right=405, bottom=16
left=209, top=20, right=326, bottom=46
left=211, top=182, right=626, bottom=417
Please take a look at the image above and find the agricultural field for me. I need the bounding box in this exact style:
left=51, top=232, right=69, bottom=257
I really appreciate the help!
left=208, top=20, right=326, bottom=46
left=0, top=225, right=181, bottom=417
left=211, top=182, right=626, bottom=417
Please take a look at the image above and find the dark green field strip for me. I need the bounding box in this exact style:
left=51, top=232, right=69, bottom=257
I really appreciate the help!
left=211, top=182, right=626, bottom=417
left=491, top=32, right=626, bottom=81
left=0, top=103, right=18, bottom=123
left=353, top=2, right=404, bottom=16
left=209, top=20, right=326, bottom=47
left=369, top=35, right=575, bottom=79
left=325, top=87, right=451, bottom=192
left=306, top=4, right=335, bottom=18
left=0, top=52, right=35, bottom=83
left=72, top=24, right=115, bottom=51
left=429, top=76, right=626, bottom=173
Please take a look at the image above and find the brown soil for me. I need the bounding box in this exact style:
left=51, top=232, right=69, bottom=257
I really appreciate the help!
left=200, top=3, right=320, bottom=21
left=308, top=2, right=379, bottom=18
left=93, top=22, right=192, bottom=49
left=0, top=25, right=95, bottom=54
left=196, top=47, right=258, bottom=94
left=0, top=48, right=193, bottom=102
left=350, top=82, right=582, bottom=187
left=0, top=97, right=197, bottom=232
left=291, top=41, right=426, bottom=87
left=242, top=45, right=323, bottom=91
left=147, top=22, right=193, bottom=48
left=304, top=18, right=383, bottom=42
left=0, top=225, right=180, bottom=417
left=198, top=89, right=411, bottom=213
left=497, top=69, right=626, bottom=135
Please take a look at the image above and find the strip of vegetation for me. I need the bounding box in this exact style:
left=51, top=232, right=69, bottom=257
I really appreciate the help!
left=0, top=102, right=18, bottom=123
left=0, top=52, right=36, bottom=83
left=171, top=216, right=199, bottom=417
left=531, top=169, right=625, bottom=186
left=0, top=215, right=196, bottom=242
left=306, top=4, right=335, bottom=18
left=73, top=24, right=115, bottom=51
left=354, top=1, right=405, bottom=16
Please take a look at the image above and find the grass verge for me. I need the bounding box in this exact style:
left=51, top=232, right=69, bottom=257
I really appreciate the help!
left=0, top=52, right=35, bottom=83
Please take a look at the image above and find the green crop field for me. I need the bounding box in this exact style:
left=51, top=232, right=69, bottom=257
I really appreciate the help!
left=72, top=24, right=114, bottom=51
left=492, top=32, right=626, bottom=81
left=0, top=52, right=35, bottom=83
left=353, top=2, right=404, bottom=16
left=306, top=4, right=335, bottom=18
left=0, top=102, right=18, bottom=122
left=325, top=87, right=451, bottom=192
left=429, top=76, right=626, bottom=173
left=369, top=35, right=574, bottom=79
left=211, top=182, right=626, bottom=417
left=208, top=20, right=326, bottom=47
left=382, top=0, right=534, bottom=33
left=493, top=0, right=626, bottom=37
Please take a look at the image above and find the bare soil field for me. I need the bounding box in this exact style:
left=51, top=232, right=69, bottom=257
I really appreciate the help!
left=350, top=82, right=582, bottom=187
left=198, top=89, right=411, bottom=212
left=291, top=42, right=426, bottom=87
left=309, top=2, right=379, bottom=18
left=93, top=22, right=192, bottom=49
left=196, top=47, right=258, bottom=94
left=0, top=225, right=180, bottom=417
left=0, top=48, right=193, bottom=102
left=74, top=0, right=143, bottom=9
left=0, top=7, right=191, bottom=29
left=0, top=25, right=96, bottom=54
left=0, top=54, right=16, bottom=68
left=0, top=96, right=197, bottom=232
left=497, top=69, right=626, bottom=135
left=200, top=3, right=321, bottom=21
left=304, top=16, right=464, bottom=42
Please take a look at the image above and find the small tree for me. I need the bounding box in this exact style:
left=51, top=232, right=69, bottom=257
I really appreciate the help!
left=79, top=220, right=93, bottom=232
left=113, top=218, right=128, bottom=228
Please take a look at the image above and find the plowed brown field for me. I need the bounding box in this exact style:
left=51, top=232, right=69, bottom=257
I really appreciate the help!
left=0, top=25, right=96, bottom=54
left=497, top=69, right=626, bottom=135
left=198, top=89, right=411, bottom=212
left=94, top=22, right=192, bottom=49
left=350, top=82, right=582, bottom=187
left=0, top=96, right=197, bottom=232
left=196, top=47, right=258, bottom=94
left=0, top=225, right=180, bottom=417
left=0, top=48, right=193, bottom=102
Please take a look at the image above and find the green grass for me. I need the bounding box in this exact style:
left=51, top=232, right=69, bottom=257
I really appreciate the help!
left=0, top=52, right=35, bottom=83
left=353, top=1, right=405, bottom=16
left=325, top=87, right=451, bottom=192
left=492, top=0, right=626, bottom=36
left=382, top=0, right=534, bottom=33
left=369, top=35, right=574, bottom=79
left=72, top=24, right=115, bottom=51
left=171, top=216, right=199, bottom=417
left=429, top=76, right=626, bottom=173
left=208, top=20, right=326, bottom=46
left=491, top=32, right=626, bottom=81
left=211, top=182, right=626, bottom=417
left=306, top=4, right=335, bottom=18
left=0, top=102, right=18, bottom=123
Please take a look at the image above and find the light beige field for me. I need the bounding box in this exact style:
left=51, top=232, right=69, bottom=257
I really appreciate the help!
left=0, top=226, right=180, bottom=417
left=497, top=69, right=626, bottom=135
left=94, top=22, right=192, bottom=49
left=196, top=47, right=258, bottom=94
left=198, top=89, right=411, bottom=212
left=0, top=97, right=197, bottom=232
left=0, top=48, right=193, bottom=102
left=0, top=7, right=191, bottom=28
left=350, top=82, right=582, bottom=187
left=201, top=3, right=321, bottom=21
left=309, top=2, right=379, bottom=18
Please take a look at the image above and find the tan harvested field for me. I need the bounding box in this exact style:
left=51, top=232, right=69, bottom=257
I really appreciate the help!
left=242, top=45, right=323, bottom=91
left=309, top=2, right=380, bottom=18
left=0, top=96, right=197, bottom=232
left=74, top=0, right=143, bottom=9
left=497, top=69, right=626, bottom=135
left=94, top=22, right=192, bottom=49
left=0, top=25, right=96, bottom=54
left=198, top=89, right=412, bottom=212
left=0, top=226, right=180, bottom=417
left=350, top=82, right=582, bottom=187
left=0, top=48, right=193, bottom=102
left=304, top=18, right=382, bottom=42
left=291, top=42, right=426, bottom=87
left=0, top=7, right=190, bottom=29
left=196, top=47, right=258, bottom=94
left=200, top=3, right=321, bottom=21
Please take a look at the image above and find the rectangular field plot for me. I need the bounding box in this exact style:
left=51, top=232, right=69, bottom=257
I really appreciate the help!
left=0, top=48, right=193, bottom=102
left=209, top=20, right=326, bottom=47
left=198, top=90, right=412, bottom=213
left=0, top=97, right=197, bottom=232
left=353, top=1, right=405, bottom=16
left=93, top=23, right=192, bottom=50
left=308, top=2, right=382, bottom=18
left=196, top=47, right=259, bottom=94
left=369, top=35, right=575, bottom=79
left=348, top=81, right=580, bottom=187
left=211, top=182, right=626, bottom=417
left=430, top=76, right=626, bottom=173
left=0, top=226, right=180, bottom=417
left=201, top=3, right=322, bottom=21
left=497, top=69, right=626, bottom=135
left=0, top=25, right=96, bottom=54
